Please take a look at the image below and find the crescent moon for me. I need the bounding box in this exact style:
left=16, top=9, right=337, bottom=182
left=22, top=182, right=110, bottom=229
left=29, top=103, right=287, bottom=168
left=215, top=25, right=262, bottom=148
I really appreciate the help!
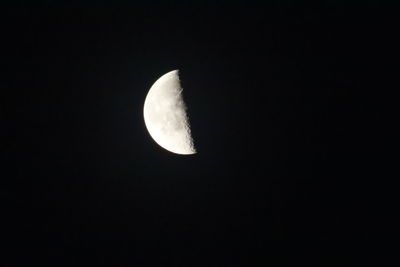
left=143, top=70, right=196, bottom=155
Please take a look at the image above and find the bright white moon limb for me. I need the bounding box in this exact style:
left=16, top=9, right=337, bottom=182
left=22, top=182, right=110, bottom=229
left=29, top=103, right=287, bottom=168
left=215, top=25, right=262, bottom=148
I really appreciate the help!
left=143, top=70, right=196, bottom=155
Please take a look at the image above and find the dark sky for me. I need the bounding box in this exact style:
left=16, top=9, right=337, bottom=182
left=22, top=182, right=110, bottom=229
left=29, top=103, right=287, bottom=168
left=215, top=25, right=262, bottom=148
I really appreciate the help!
left=2, top=2, right=392, bottom=266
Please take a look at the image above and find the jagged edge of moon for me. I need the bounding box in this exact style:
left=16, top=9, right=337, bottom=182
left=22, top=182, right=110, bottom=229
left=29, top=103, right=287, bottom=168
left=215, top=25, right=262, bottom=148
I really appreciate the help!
left=176, top=72, right=196, bottom=154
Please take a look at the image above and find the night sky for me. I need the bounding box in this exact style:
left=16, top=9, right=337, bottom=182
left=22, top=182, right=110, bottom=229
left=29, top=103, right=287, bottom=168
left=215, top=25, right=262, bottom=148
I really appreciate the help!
left=2, top=2, right=391, bottom=266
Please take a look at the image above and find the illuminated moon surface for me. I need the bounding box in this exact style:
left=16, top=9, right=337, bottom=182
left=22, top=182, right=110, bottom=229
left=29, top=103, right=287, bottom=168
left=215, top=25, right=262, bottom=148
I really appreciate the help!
left=143, top=70, right=196, bottom=155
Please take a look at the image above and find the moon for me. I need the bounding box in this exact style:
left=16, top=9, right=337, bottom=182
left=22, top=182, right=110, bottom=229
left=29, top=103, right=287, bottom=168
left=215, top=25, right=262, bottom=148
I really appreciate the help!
left=143, top=70, right=196, bottom=155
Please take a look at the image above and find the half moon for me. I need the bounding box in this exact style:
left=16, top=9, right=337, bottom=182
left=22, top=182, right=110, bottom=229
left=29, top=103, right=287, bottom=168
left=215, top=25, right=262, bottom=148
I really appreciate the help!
left=143, top=70, right=196, bottom=155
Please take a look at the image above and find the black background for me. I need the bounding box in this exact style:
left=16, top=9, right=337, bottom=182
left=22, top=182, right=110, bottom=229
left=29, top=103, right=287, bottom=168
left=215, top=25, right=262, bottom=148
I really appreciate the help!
left=2, top=1, right=393, bottom=266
